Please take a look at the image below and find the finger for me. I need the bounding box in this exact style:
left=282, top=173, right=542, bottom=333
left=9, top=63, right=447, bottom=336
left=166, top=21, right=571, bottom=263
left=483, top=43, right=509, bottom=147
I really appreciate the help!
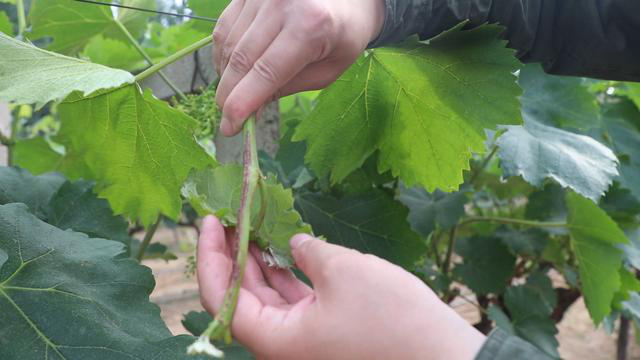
left=197, top=216, right=232, bottom=313
left=213, top=0, right=244, bottom=75
left=215, top=7, right=282, bottom=110
left=250, top=245, right=312, bottom=303
left=276, top=60, right=350, bottom=98
left=289, top=234, right=349, bottom=289
left=230, top=288, right=287, bottom=352
left=242, top=249, right=289, bottom=306
left=218, top=0, right=260, bottom=77
left=221, top=31, right=317, bottom=136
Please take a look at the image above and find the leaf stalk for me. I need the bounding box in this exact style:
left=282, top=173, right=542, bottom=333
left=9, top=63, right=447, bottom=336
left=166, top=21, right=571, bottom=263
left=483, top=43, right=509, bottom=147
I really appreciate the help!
left=135, top=35, right=213, bottom=83
left=135, top=216, right=162, bottom=262
left=114, top=19, right=186, bottom=100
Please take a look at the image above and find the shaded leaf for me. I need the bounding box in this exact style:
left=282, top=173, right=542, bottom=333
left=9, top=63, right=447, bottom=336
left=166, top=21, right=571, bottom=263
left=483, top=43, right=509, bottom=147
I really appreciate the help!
left=396, top=185, right=466, bottom=237
left=57, top=85, right=214, bottom=226
left=0, top=32, right=134, bottom=105
left=0, top=166, right=64, bottom=218
left=496, top=227, right=549, bottom=257
left=519, top=64, right=599, bottom=130
left=294, top=25, right=521, bottom=192
left=81, top=35, right=145, bottom=71
left=295, top=190, right=425, bottom=269
left=566, top=191, right=628, bottom=323
left=497, top=119, right=618, bottom=201
left=0, top=10, right=12, bottom=36
left=452, top=236, right=515, bottom=294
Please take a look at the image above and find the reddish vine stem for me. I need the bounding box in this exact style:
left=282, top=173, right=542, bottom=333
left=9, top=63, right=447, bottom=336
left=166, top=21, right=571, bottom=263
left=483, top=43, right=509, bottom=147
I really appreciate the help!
left=190, top=115, right=260, bottom=357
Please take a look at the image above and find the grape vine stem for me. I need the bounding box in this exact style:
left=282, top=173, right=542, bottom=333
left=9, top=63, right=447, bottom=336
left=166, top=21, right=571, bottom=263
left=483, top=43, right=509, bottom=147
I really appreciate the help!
left=199, top=115, right=260, bottom=352
left=135, top=35, right=213, bottom=83
left=136, top=216, right=162, bottom=262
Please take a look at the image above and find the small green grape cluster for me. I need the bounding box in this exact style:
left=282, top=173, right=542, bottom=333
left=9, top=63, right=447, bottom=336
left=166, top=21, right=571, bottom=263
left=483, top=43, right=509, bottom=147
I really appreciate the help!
left=176, top=85, right=221, bottom=140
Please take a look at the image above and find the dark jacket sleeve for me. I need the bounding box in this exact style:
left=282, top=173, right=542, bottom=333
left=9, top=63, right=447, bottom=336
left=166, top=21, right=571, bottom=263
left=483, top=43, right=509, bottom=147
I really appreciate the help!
left=474, top=328, right=554, bottom=360
left=369, top=0, right=640, bottom=81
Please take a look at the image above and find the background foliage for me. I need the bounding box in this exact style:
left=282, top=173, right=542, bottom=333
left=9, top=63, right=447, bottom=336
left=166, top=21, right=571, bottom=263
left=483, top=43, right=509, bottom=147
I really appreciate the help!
left=1, top=1, right=640, bottom=359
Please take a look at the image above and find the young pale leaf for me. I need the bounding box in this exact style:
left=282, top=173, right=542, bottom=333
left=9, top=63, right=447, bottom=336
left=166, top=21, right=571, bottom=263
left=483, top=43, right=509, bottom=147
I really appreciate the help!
left=0, top=203, right=211, bottom=360
left=29, top=0, right=155, bottom=55
left=519, top=64, right=600, bottom=130
left=497, top=119, right=618, bottom=201
left=183, top=165, right=312, bottom=267
left=566, top=191, right=628, bottom=324
left=452, top=236, right=516, bottom=295
left=0, top=32, right=134, bottom=105
left=294, top=25, right=522, bottom=192
left=57, top=85, right=214, bottom=226
left=295, top=190, right=425, bottom=269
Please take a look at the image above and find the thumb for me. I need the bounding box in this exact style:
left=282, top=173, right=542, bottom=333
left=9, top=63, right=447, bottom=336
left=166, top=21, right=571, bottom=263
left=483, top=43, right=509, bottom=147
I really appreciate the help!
left=290, top=234, right=348, bottom=287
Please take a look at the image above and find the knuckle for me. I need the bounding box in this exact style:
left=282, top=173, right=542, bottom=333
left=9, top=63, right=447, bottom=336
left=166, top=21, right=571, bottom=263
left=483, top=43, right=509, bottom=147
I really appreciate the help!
left=252, top=58, right=280, bottom=85
left=227, top=48, right=253, bottom=74
left=297, top=2, right=335, bottom=37
left=225, top=99, right=247, bottom=121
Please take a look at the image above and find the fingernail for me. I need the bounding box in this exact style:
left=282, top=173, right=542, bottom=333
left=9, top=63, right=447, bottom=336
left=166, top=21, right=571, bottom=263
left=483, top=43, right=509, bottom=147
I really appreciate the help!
left=290, top=234, right=312, bottom=250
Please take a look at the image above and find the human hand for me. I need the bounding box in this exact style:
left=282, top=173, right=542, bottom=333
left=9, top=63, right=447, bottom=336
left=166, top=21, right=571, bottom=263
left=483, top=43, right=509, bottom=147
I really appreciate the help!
left=211, top=0, right=386, bottom=136
left=197, top=215, right=486, bottom=360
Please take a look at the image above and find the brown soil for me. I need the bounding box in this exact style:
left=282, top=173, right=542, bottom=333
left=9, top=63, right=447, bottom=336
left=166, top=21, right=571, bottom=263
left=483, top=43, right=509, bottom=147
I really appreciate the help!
left=145, top=227, right=640, bottom=359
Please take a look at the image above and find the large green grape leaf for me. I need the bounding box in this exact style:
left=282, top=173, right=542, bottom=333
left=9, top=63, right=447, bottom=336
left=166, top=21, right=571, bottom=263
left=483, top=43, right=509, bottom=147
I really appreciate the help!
left=11, top=137, right=63, bottom=175
left=57, top=85, right=214, bottom=226
left=519, top=64, right=600, bottom=130
left=497, top=119, right=618, bottom=201
left=0, top=166, right=130, bottom=245
left=0, top=32, right=134, bottom=105
left=452, top=236, right=515, bottom=295
left=566, top=191, right=628, bottom=324
left=187, top=0, right=230, bottom=33
left=591, top=100, right=640, bottom=201
left=295, top=190, right=425, bottom=269
left=183, top=165, right=312, bottom=267
left=396, top=185, right=466, bottom=237
left=0, top=203, right=211, bottom=359
left=294, top=25, right=522, bottom=192
left=29, top=0, right=155, bottom=55
left=0, top=10, right=12, bottom=36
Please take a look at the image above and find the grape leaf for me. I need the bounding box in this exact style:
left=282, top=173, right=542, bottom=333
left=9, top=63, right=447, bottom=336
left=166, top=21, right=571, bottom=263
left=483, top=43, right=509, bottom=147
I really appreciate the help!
left=183, top=165, right=312, bottom=267
left=592, top=100, right=640, bottom=201
left=0, top=167, right=65, bottom=219
left=0, top=166, right=130, bottom=245
left=295, top=190, right=425, bottom=269
left=502, top=271, right=560, bottom=358
left=81, top=35, right=146, bottom=71
left=294, top=25, right=522, bottom=192
left=29, top=0, right=155, bottom=55
left=619, top=83, right=640, bottom=108
left=57, top=85, right=214, bottom=226
left=519, top=64, right=600, bottom=130
left=11, top=137, right=63, bottom=175
left=0, top=32, right=134, bottom=105
left=47, top=180, right=130, bottom=244
left=187, top=0, right=230, bottom=33
left=0, top=10, right=12, bottom=36
left=0, top=203, right=210, bottom=360
left=396, top=184, right=466, bottom=237
left=497, top=118, right=618, bottom=201
left=452, top=236, right=515, bottom=295
left=566, top=191, right=628, bottom=324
